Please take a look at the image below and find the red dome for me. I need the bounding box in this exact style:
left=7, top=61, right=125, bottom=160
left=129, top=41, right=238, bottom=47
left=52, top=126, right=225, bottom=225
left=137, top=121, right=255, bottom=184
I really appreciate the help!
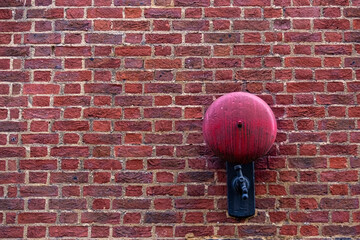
left=203, top=92, right=277, bottom=164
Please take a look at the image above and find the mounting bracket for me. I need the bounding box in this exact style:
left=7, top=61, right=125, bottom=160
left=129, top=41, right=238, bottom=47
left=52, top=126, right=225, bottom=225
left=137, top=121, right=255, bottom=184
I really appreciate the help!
left=226, top=161, right=255, bottom=218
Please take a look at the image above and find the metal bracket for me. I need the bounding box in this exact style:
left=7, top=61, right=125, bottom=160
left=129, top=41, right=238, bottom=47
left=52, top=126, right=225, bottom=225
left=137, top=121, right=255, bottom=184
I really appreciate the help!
left=226, top=161, right=255, bottom=218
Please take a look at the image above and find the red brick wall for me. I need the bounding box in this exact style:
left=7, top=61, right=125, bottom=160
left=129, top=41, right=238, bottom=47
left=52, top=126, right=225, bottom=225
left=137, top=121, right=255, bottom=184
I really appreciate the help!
left=0, top=0, right=359, bottom=238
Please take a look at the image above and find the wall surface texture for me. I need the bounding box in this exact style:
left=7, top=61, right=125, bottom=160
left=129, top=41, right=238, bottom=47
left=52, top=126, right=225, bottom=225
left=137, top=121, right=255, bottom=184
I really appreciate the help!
left=0, top=0, right=360, bottom=239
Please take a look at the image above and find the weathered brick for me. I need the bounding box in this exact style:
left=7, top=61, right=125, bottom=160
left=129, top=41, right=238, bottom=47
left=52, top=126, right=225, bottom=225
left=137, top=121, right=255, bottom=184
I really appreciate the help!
left=0, top=199, right=24, bottom=210
left=18, top=213, right=56, bottom=223
left=113, top=226, right=152, bottom=238
left=49, top=226, right=88, bottom=237
left=290, top=184, right=328, bottom=195
left=83, top=185, right=122, bottom=197
left=0, top=227, right=24, bottom=238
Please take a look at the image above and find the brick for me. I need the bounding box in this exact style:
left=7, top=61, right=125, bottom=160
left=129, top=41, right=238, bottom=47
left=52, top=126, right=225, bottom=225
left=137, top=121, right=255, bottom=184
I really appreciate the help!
left=173, top=20, right=209, bottom=30
left=25, top=33, right=61, bottom=44
left=147, top=159, right=185, bottom=170
left=146, top=34, right=182, bottom=44
left=113, top=199, right=151, bottom=209
left=145, top=8, right=181, bottom=18
left=290, top=184, right=328, bottom=195
left=175, top=46, right=211, bottom=56
left=145, top=59, right=182, bottom=69
left=176, top=71, right=212, bottom=81
left=84, top=83, right=122, bottom=94
left=204, top=58, right=241, bottom=68
left=20, top=160, right=56, bottom=170
left=320, top=145, right=357, bottom=155
left=113, top=227, right=152, bottom=238
left=82, top=212, right=120, bottom=224
left=113, top=21, right=149, bottom=31
left=318, top=119, right=355, bottom=130
left=50, top=172, right=88, bottom=183
left=321, top=198, right=359, bottom=209
left=18, top=213, right=56, bottom=223
left=0, top=47, right=29, bottom=56
left=206, top=83, right=242, bottom=93
left=49, top=226, right=88, bottom=237
left=290, top=212, right=328, bottom=223
left=204, top=33, right=240, bottom=43
left=344, top=8, right=360, bottom=17
left=315, top=45, right=352, bottom=55
left=84, top=108, right=122, bottom=119
left=54, top=71, right=91, bottom=82
left=56, top=0, right=91, bottom=5
left=285, top=57, right=321, bottom=67
left=54, top=96, right=91, bottom=106
left=315, top=69, right=352, bottom=80
left=145, top=212, right=182, bottom=223
left=205, top=7, right=241, bottom=17
left=285, top=32, right=322, bottom=42
left=285, top=7, right=320, bottom=17
left=0, top=227, right=23, bottom=238
left=238, top=225, right=276, bottom=236
left=20, top=186, right=58, bottom=197
left=85, top=33, right=122, bottom=44
left=115, top=121, right=151, bottom=131
left=22, top=134, right=58, bottom=144
left=314, top=19, right=350, bottom=29
left=145, top=83, right=182, bottom=93
left=51, top=147, right=89, bottom=157
left=0, top=199, right=24, bottom=210
left=236, top=70, right=272, bottom=81
left=84, top=185, right=122, bottom=197
left=0, top=22, right=31, bottom=32
left=0, top=122, right=26, bottom=132
left=234, top=45, right=270, bottom=55
left=55, top=20, right=91, bottom=31
left=115, top=0, right=151, bottom=5
left=87, top=8, right=122, bottom=18
left=27, top=226, right=46, bottom=238
left=115, top=172, right=152, bottom=183
left=23, top=84, right=60, bottom=94
left=322, top=225, right=359, bottom=236
left=0, top=147, right=26, bottom=158
left=115, top=96, right=152, bottom=106
left=116, top=146, right=152, bottom=157
left=117, top=71, right=153, bottom=81
left=174, top=0, right=210, bottom=6
left=115, top=46, right=151, bottom=56
left=175, top=226, right=214, bottom=237
left=91, top=226, right=109, bottom=238
left=0, top=71, right=29, bottom=82
left=52, top=121, right=89, bottom=131
left=234, top=0, right=271, bottom=5
left=27, top=8, right=64, bottom=18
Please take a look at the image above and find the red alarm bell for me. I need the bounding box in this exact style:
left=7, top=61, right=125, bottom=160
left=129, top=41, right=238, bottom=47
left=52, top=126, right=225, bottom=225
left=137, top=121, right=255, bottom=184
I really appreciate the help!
left=203, top=92, right=277, bottom=164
